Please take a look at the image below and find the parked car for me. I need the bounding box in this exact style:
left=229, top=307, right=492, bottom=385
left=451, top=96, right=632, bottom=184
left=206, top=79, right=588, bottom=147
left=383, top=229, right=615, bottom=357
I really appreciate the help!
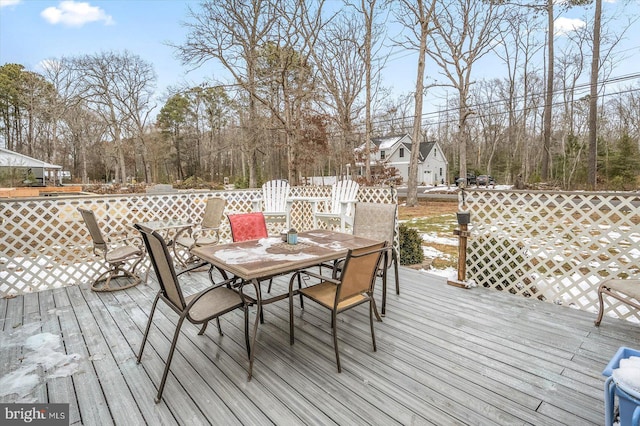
left=476, top=175, right=496, bottom=186
left=455, top=173, right=476, bottom=186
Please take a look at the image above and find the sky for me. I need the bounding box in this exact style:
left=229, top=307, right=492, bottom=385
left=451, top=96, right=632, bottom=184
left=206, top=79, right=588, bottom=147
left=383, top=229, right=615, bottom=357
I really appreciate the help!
left=1, top=0, right=639, bottom=113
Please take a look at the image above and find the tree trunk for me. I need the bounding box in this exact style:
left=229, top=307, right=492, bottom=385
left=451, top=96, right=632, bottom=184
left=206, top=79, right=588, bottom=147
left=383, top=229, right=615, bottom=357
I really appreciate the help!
left=542, top=0, right=554, bottom=181
left=406, top=7, right=429, bottom=207
left=588, top=0, right=602, bottom=190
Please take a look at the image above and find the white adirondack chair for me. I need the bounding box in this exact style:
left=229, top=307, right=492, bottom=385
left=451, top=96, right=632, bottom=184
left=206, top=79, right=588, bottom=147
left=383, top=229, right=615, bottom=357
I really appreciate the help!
left=314, top=180, right=360, bottom=232
left=252, top=179, right=291, bottom=225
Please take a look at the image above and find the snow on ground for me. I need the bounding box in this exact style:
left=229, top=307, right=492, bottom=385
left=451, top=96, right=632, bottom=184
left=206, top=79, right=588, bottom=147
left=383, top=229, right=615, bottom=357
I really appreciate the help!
left=420, top=184, right=514, bottom=193
left=422, top=234, right=458, bottom=246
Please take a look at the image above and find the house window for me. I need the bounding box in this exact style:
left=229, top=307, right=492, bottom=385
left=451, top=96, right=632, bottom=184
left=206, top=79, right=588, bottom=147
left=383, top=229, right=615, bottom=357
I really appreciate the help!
left=434, top=148, right=437, bottom=157
left=380, top=150, right=386, bottom=159
left=440, top=168, right=442, bottom=176
left=399, top=148, right=404, bottom=158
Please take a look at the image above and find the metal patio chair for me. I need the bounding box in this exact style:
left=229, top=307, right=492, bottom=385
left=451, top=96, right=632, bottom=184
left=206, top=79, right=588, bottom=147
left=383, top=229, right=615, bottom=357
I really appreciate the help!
left=289, top=241, right=387, bottom=372
left=594, top=279, right=640, bottom=326
left=326, top=202, right=399, bottom=316
left=173, top=197, right=226, bottom=267
left=134, top=224, right=253, bottom=403
left=352, top=202, right=400, bottom=316
left=78, top=207, right=144, bottom=292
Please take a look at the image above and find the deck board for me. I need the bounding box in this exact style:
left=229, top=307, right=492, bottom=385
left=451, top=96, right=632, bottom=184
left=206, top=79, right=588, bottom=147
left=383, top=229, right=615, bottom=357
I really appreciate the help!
left=2, top=266, right=640, bottom=425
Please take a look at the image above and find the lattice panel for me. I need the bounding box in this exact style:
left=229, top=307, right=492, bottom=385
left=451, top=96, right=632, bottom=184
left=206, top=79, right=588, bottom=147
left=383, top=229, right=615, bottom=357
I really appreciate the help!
left=0, top=186, right=395, bottom=296
left=462, top=189, right=640, bottom=323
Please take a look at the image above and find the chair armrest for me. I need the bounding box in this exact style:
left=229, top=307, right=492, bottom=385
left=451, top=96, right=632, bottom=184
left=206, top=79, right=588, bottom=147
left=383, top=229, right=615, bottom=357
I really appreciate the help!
left=184, top=276, right=240, bottom=309
left=108, top=233, right=144, bottom=248
left=252, top=197, right=263, bottom=212
left=293, top=268, right=340, bottom=285
left=338, top=199, right=358, bottom=216
left=177, top=261, right=209, bottom=276
left=174, top=225, right=193, bottom=240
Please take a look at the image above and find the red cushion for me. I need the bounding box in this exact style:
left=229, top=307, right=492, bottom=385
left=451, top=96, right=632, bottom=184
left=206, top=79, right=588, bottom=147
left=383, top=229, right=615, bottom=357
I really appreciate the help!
left=228, top=212, right=268, bottom=242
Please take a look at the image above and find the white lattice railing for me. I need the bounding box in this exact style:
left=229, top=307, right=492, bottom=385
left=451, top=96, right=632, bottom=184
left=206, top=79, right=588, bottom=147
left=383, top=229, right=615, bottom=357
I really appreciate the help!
left=462, top=189, right=640, bottom=323
left=0, top=186, right=396, bottom=296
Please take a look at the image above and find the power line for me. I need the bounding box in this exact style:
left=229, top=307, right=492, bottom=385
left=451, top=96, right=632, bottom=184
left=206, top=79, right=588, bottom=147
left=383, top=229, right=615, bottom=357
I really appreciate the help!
left=360, top=72, right=640, bottom=130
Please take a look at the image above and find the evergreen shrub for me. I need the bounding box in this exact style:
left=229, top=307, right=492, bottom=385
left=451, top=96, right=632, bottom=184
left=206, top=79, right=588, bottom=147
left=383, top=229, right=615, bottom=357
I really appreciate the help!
left=399, top=224, right=424, bottom=265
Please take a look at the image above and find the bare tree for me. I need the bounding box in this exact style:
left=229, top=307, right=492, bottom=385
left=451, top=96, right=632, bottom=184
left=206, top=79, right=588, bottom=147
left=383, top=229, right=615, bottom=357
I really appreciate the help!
left=176, top=0, right=281, bottom=188
left=390, top=0, right=437, bottom=206
left=493, top=6, right=544, bottom=183
left=72, top=51, right=156, bottom=183
left=301, top=8, right=365, bottom=179
left=258, top=0, right=324, bottom=185
left=347, top=0, right=388, bottom=183
left=585, top=0, right=636, bottom=188
left=587, top=0, right=602, bottom=188
left=427, top=0, right=505, bottom=188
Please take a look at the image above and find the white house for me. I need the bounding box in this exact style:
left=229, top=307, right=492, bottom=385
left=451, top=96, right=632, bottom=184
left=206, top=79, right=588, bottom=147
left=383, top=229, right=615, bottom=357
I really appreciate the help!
left=355, top=134, right=449, bottom=186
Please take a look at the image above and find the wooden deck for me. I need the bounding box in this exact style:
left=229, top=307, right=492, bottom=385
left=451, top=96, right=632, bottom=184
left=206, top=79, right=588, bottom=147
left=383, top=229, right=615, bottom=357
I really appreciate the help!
left=1, top=266, right=639, bottom=425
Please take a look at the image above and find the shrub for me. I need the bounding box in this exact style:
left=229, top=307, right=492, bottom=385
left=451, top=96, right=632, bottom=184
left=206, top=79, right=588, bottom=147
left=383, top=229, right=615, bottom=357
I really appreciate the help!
left=399, top=224, right=424, bottom=265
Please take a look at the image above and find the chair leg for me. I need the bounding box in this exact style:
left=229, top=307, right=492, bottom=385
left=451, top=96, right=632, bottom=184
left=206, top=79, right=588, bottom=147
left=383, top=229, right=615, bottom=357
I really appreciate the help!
left=393, top=253, right=400, bottom=295
left=92, top=264, right=141, bottom=292
left=216, top=318, right=222, bottom=335
left=198, top=322, right=209, bottom=336
left=155, top=314, right=187, bottom=403
left=289, top=290, right=295, bottom=345
left=267, top=278, right=273, bottom=293
left=243, top=305, right=251, bottom=358
left=369, top=300, right=377, bottom=352
left=381, top=253, right=388, bottom=317
left=137, top=293, right=160, bottom=363
left=594, top=285, right=607, bottom=326
left=247, top=280, right=261, bottom=380
left=371, top=297, right=383, bottom=322
left=332, top=310, right=341, bottom=373
left=129, top=255, right=144, bottom=276
left=298, top=275, right=304, bottom=310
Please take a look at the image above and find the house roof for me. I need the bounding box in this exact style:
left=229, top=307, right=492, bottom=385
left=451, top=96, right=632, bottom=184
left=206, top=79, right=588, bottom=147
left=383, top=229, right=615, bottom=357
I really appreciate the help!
left=371, top=135, right=406, bottom=150
left=363, top=134, right=444, bottom=165
left=0, top=148, right=61, bottom=170
left=417, top=140, right=436, bottom=161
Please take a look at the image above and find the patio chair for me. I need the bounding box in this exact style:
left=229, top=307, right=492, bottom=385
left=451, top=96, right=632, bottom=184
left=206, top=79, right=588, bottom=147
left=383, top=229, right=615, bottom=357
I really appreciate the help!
left=134, top=224, right=253, bottom=403
left=173, top=197, right=226, bottom=267
left=252, top=179, right=290, bottom=226
left=227, top=212, right=269, bottom=242
left=325, top=202, right=399, bottom=316
left=227, top=211, right=271, bottom=294
left=352, top=202, right=400, bottom=316
left=314, top=180, right=359, bottom=232
left=288, top=241, right=387, bottom=373
left=78, top=207, right=144, bottom=292
left=594, top=279, right=640, bottom=326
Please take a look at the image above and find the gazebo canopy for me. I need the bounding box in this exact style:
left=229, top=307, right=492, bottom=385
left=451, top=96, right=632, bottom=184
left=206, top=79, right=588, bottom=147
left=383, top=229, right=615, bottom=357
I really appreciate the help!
left=0, top=147, right=61, bottom=169
left=0, top=147, right=62, bottom=186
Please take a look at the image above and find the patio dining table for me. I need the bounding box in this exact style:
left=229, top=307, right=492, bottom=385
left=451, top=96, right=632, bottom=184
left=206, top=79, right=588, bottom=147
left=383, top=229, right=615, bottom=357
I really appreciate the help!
left=135, top=218, right=193, bottom=242
left=190, top=229, right=383, bottom=379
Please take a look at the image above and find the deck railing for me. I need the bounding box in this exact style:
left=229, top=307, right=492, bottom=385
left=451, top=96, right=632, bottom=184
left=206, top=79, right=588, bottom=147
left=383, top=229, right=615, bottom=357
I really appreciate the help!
left=0, top=185, right=396, bottom=296
left=463, top=189, right=640, bottom=323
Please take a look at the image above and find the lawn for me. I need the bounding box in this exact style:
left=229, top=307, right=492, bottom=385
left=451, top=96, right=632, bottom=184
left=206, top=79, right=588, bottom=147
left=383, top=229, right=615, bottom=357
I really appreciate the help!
left=398, top=199, right=460, bottom=271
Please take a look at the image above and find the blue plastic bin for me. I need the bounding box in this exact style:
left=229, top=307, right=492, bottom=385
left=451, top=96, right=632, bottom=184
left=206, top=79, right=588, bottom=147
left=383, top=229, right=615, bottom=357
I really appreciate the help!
left=603, top=346, right=640, bottom=426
